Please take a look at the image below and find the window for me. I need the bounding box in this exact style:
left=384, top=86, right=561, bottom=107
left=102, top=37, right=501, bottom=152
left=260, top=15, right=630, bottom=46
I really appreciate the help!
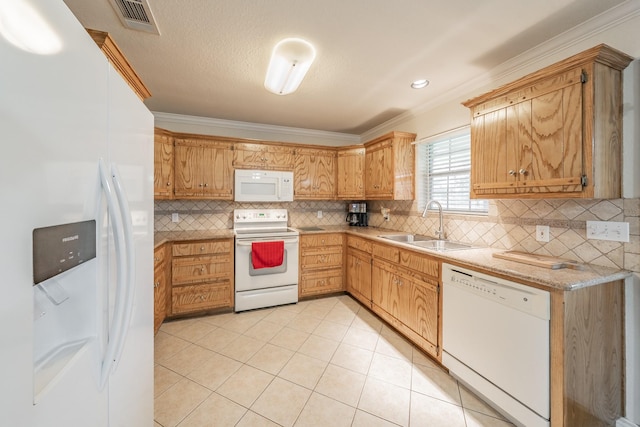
left=417, top=126, right=488, bottom=214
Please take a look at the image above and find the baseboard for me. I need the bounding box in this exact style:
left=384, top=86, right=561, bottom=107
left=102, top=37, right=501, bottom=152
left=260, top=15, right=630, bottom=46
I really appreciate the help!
left=617, top=417, right=639, bottom=427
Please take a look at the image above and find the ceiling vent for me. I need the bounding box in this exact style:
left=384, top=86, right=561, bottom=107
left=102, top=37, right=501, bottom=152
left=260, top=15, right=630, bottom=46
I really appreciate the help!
left=108, top=0, right=160, bottom=34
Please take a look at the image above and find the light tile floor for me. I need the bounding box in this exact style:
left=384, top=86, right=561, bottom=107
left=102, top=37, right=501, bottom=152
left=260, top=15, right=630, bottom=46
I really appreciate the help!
left=154, top=295, right=515, bottom=427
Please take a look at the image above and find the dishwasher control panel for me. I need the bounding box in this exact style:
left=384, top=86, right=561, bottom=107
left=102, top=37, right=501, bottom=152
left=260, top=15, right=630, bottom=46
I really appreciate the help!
left=443, top=263, right=550, bottom=320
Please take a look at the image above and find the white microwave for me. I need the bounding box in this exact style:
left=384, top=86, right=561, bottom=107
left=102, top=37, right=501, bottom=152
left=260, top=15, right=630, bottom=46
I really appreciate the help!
left=234, top=169, right=294, bottom=202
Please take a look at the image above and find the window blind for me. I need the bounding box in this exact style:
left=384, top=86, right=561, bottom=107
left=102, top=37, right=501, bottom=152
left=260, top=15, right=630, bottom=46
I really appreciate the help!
left=417, top=127, right=488, bottom=214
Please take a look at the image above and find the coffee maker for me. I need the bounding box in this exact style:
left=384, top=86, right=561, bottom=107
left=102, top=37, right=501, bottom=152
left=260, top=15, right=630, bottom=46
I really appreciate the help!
left=346, top=202, right=368, bottom=226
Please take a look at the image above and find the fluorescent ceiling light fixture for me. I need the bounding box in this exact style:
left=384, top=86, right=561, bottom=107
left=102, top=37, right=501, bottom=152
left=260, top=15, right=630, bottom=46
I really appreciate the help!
left=264, top=38, right=316, bottom=95
left=0, top=1, right=62, bottom=55
left=411, top=79, right=429, bottom=89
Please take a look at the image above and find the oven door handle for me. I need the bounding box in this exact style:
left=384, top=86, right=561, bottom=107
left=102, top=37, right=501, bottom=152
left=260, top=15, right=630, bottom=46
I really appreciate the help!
left=236, top=237, right=299, bottom=246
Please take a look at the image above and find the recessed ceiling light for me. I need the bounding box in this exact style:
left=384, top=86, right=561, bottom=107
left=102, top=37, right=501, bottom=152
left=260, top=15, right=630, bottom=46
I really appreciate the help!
left=411, top=79, right=429, bottom=89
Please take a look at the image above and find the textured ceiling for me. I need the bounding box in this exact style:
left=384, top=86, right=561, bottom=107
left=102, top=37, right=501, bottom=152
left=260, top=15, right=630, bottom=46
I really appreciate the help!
left=63, top=0, right=626, bottom=135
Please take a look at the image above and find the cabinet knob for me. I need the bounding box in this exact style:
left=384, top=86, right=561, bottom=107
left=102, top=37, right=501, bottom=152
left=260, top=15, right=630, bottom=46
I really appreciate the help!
left=166, top=182, right=171, bottom=186
left=200, top=267, right=205, bottom=272
left=508, top=170, right=516, bottom=176
left=199, top=295, right=205, bottom=301
left=204, top=183, right=208, bottom=187
left=198, top=183, right=203, bottom=187
left=519, top=169, right=527, bottom=175
left=154, top=281, right=160, bottom=288
left=200, top=246, right=205, bottom=251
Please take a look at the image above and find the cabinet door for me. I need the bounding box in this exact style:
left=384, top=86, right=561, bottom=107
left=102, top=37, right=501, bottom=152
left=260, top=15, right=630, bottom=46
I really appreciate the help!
left=526, top=80, right=583, bottom=193
left=201, top=142, right=233, bottom=199
left=470, top=109, right=516, bottom=196
left=154, top=133, right=174, bottom=199
left=337, top=148, right=365, bottom=199
left=174, top=140, right=203, bottom=198
left=294, top=149, right=336, bottom=199
left=346, top=250, right=371, bottom=302
left=365, top=142, right=393, bottom=198
left=371, top=261, right=406, bottom=319
left=406, top=279, right=438, bottom=348
left=233, top=143, right=294, bottom=170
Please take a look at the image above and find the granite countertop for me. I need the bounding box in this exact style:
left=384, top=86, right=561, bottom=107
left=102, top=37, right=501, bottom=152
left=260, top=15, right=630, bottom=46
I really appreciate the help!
left=293, top=225, right=631, bottom=292
left=154, top=229, right=235, bottom=247
left=155, top=225, right=631, bottom=292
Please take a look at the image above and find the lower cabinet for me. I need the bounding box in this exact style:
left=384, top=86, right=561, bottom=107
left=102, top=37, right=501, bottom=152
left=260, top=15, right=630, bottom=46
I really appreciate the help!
left=370, top=242, right=441, bottom=359
left=299, top=233, right=344, bottom=297
left=153, top=243, right=169, bottom=334
left=170, top=238, right=234, bottom=316
left=346, top=236, right=372, bottom=307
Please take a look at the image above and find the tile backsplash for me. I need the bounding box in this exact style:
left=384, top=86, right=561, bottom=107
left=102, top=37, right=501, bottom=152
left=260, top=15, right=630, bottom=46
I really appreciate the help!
left=155, top=198, right=639, bottom=272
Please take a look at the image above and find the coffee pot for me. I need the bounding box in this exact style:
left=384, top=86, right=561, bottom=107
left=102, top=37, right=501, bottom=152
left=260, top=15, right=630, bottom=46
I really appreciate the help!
left=346, top=202, right=368, bottom=226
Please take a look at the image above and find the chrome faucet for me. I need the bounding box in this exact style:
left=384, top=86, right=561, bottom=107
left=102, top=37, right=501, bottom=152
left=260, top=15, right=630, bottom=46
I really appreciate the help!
left=422, top=200, right=445, bottom=240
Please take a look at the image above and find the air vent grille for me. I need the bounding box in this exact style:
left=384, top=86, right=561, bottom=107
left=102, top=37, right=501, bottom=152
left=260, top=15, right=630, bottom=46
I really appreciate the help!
left=115, top=0, right=150, bottom=24
left=108, top=0, right=160, bottom=34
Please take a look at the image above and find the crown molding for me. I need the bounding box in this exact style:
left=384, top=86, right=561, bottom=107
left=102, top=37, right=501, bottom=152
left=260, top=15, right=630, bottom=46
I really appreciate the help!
left=362, top=0, right=640, bottom=142
left=152, top=111, right=360, bottom=144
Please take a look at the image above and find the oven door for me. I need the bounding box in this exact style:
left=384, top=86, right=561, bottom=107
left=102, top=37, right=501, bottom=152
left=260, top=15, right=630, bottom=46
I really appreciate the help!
left=235, top=236, right=299, bottom=292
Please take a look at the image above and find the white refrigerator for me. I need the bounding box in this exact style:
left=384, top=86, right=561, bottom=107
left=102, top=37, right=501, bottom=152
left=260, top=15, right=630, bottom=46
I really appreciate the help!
left=0, top=1, right=154, bottom=426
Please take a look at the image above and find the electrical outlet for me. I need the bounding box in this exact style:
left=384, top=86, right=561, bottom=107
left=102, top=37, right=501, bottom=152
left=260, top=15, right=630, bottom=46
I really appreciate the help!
left=586, top=221, right=629, bottom=242
left=171, top=213, right=179, bottom=223
left=317, top=210, right=323, bottom=219
left=381, top=207, right=390, bottom=221
left=536, top=225, right=550, bottom=242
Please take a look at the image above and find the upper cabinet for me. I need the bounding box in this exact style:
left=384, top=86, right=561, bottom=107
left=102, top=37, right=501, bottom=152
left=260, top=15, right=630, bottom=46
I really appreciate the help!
left=464, top=44, right=633, bottom=199
left=233, top=142, right=295, bottom=171
left=154, top=129, right=174, bottom=200
left=174, top=137, right=234, bottom=199
left=364, top=131, right=416, bottom=200
left=337, top=147, right=365, bottom=200
left=294, top=147, right=336, bottom=199
left=86, top=29, right=151, bottom=101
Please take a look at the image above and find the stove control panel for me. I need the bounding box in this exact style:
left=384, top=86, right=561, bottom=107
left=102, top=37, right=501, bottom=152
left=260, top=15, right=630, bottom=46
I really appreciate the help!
left=234, top=209, right=288, bottom=223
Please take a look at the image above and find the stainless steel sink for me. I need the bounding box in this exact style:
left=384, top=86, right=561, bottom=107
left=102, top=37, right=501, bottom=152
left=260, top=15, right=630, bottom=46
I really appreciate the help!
left=379, top=234, right=434, bottom=243
left=410, top=240, right=474, bottom=251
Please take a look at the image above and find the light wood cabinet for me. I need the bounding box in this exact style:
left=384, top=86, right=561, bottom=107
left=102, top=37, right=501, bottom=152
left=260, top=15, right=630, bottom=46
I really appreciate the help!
left=299, top=233, right=344, bottom=297
left=170, top=239, right=234, bottom=315
left=154, top=129, right=174, bottom=199
left=233, top=142, right=295, bottom=170
left=294, top=147, right=336, bottom=200
left=464, top=44, right=632, bottom=199
left=364, top=131, right=416, bottom=200
left=174, top=138, right=234, bottom=199
left=153, top=244, right=169, bottom=334
left=337, top=147, right=365, bottom=200
left=346, top=236, right=372, bottom=307
left=371, top=242, right=440, bottom=359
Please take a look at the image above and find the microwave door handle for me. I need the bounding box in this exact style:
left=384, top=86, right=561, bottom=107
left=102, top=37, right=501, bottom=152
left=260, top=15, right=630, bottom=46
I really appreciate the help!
left=276, top=177, right=281, bottom=200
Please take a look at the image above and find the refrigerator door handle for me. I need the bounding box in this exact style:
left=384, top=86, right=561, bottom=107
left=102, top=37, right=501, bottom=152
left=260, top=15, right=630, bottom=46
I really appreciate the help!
left=98, top=159, right=127, bottom=390
left=109, top=163, right=136, bottom=371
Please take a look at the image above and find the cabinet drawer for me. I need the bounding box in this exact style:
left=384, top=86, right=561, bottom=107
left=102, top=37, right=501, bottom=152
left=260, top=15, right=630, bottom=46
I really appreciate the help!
left=373, top=243, right=399, bottom=263
left=300, top=249, right=343, bottom=269
left=300, top=269, right=344, bottom=296
left=172, top=254, right=232, bottom=285
left=172, top=239, right=232, bottom=257
left=347, top=236, right=372, bottom=253
left=400, top=251, right=440, bottom=279
left=171, top=281, right=232, bottom=315
left=154, top=244, right=167, bottom=268
left=301, top=233, right=343, bottom=248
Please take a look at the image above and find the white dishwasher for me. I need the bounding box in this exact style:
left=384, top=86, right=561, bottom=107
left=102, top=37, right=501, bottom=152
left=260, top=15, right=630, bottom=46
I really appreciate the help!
left=442, top=263, right=550, bottom=427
